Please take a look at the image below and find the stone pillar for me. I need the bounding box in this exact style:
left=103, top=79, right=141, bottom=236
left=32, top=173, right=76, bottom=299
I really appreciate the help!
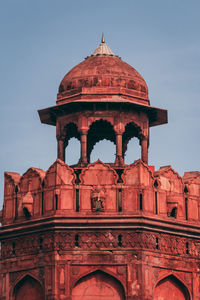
left=80, top=130, right=88, bottom=165
left=57, top=138, right=65, bottom=162
left=115, top=133, right=124, bottom=166
left=141, top=138, right=148, bottom=164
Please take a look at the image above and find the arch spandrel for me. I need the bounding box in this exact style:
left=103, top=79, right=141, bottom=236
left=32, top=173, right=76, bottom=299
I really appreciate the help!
left=64, top=122, right=80, bottom=143
left=88, top=117, right=115, bottom=130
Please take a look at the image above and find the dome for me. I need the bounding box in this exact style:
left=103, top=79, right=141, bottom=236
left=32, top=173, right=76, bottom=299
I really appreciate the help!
left=57, top=36, right=149, bottom=105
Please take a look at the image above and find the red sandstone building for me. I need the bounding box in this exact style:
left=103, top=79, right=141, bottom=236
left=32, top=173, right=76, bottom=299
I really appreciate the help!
left=0, top=36, right=200, bottom=300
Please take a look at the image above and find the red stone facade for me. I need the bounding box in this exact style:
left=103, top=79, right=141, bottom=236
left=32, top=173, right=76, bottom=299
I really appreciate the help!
left=0, top=38, right=199, bottom=299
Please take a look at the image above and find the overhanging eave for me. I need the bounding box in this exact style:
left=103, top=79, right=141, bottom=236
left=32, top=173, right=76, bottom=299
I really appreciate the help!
left=38, top=100, right=168, bottom=127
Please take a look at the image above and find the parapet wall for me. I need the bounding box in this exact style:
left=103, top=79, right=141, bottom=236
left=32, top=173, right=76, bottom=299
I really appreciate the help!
left=1, top=159, right=200, bottom=225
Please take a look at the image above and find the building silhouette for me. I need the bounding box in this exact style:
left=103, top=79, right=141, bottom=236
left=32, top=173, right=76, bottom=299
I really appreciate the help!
left=0, top=36, right=199, bottom=299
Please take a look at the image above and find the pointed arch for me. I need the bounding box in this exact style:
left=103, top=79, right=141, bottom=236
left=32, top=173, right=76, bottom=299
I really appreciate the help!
left=71, top=270, right=125, bottom=300
left=154, top=274, right=191, bottom=300
left=13, top=274, right=44, bottom=300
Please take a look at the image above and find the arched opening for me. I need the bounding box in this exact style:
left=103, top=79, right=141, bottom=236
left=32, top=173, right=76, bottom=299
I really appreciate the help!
left=64, top=123, right=80, bottom=165
left=65, top=137, right=81, bottom=166
left=72, top=270, right=125, bottom=300
left=87, top=120, right=116, bottom=163
left=154, top=275, right=190, bottom=300
left=124, top=138, right=140, bottom=164
left=123, top=122, right=142, bottom=164
left=13, top=275, right=44, bottom=300
left=90, top=140, right=116, bottom=163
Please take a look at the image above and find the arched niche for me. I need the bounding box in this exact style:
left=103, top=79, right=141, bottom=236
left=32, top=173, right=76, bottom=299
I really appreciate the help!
left=72, top=270, right=125, bottom=300
left=13, top=275, right=44, bottom=300
left=154, top=275, right=190, bottom=300
left=87, top=119, right=116, bottom=163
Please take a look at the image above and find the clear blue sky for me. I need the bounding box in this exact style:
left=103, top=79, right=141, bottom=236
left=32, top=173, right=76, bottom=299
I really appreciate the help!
left=0, top=0, right=199, bottom=207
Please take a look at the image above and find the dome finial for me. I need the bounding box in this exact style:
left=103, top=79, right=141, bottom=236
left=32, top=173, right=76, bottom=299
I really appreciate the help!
left=101, top=33, right=105, bottom=43
left=90, top=34, right=117, bottom=57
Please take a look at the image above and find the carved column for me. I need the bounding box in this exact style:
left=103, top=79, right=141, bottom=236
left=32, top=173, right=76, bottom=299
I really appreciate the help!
left=57, top=137, right=65, bottom=162
left=80, top=130, right=88, bottom=165
left=141, top=138, right=148, bottom=164
left=115, top=133, right=124, bottom=165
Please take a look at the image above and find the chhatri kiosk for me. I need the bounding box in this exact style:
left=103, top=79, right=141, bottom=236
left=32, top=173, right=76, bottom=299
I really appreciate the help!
left=0, top=36, right=199, bottom=300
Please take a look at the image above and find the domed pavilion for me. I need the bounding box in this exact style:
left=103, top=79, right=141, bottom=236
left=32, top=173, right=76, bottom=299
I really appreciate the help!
left=0, top=36, right=199, bottom=300
left=39, top=35, right=167, bottom=166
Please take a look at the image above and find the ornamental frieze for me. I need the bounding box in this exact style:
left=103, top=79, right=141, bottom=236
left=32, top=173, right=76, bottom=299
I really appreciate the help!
left=1, top=231, right=200, bottom=259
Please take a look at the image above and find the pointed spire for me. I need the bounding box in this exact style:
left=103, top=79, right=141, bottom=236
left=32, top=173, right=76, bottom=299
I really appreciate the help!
left=101, top=33, right=105, bottom=43
left=91, top=34, right=116, bottom=57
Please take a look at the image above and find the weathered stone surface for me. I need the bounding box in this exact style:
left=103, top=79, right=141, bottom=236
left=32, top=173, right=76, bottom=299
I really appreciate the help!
left=0, top=39, right=199, bottom=300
